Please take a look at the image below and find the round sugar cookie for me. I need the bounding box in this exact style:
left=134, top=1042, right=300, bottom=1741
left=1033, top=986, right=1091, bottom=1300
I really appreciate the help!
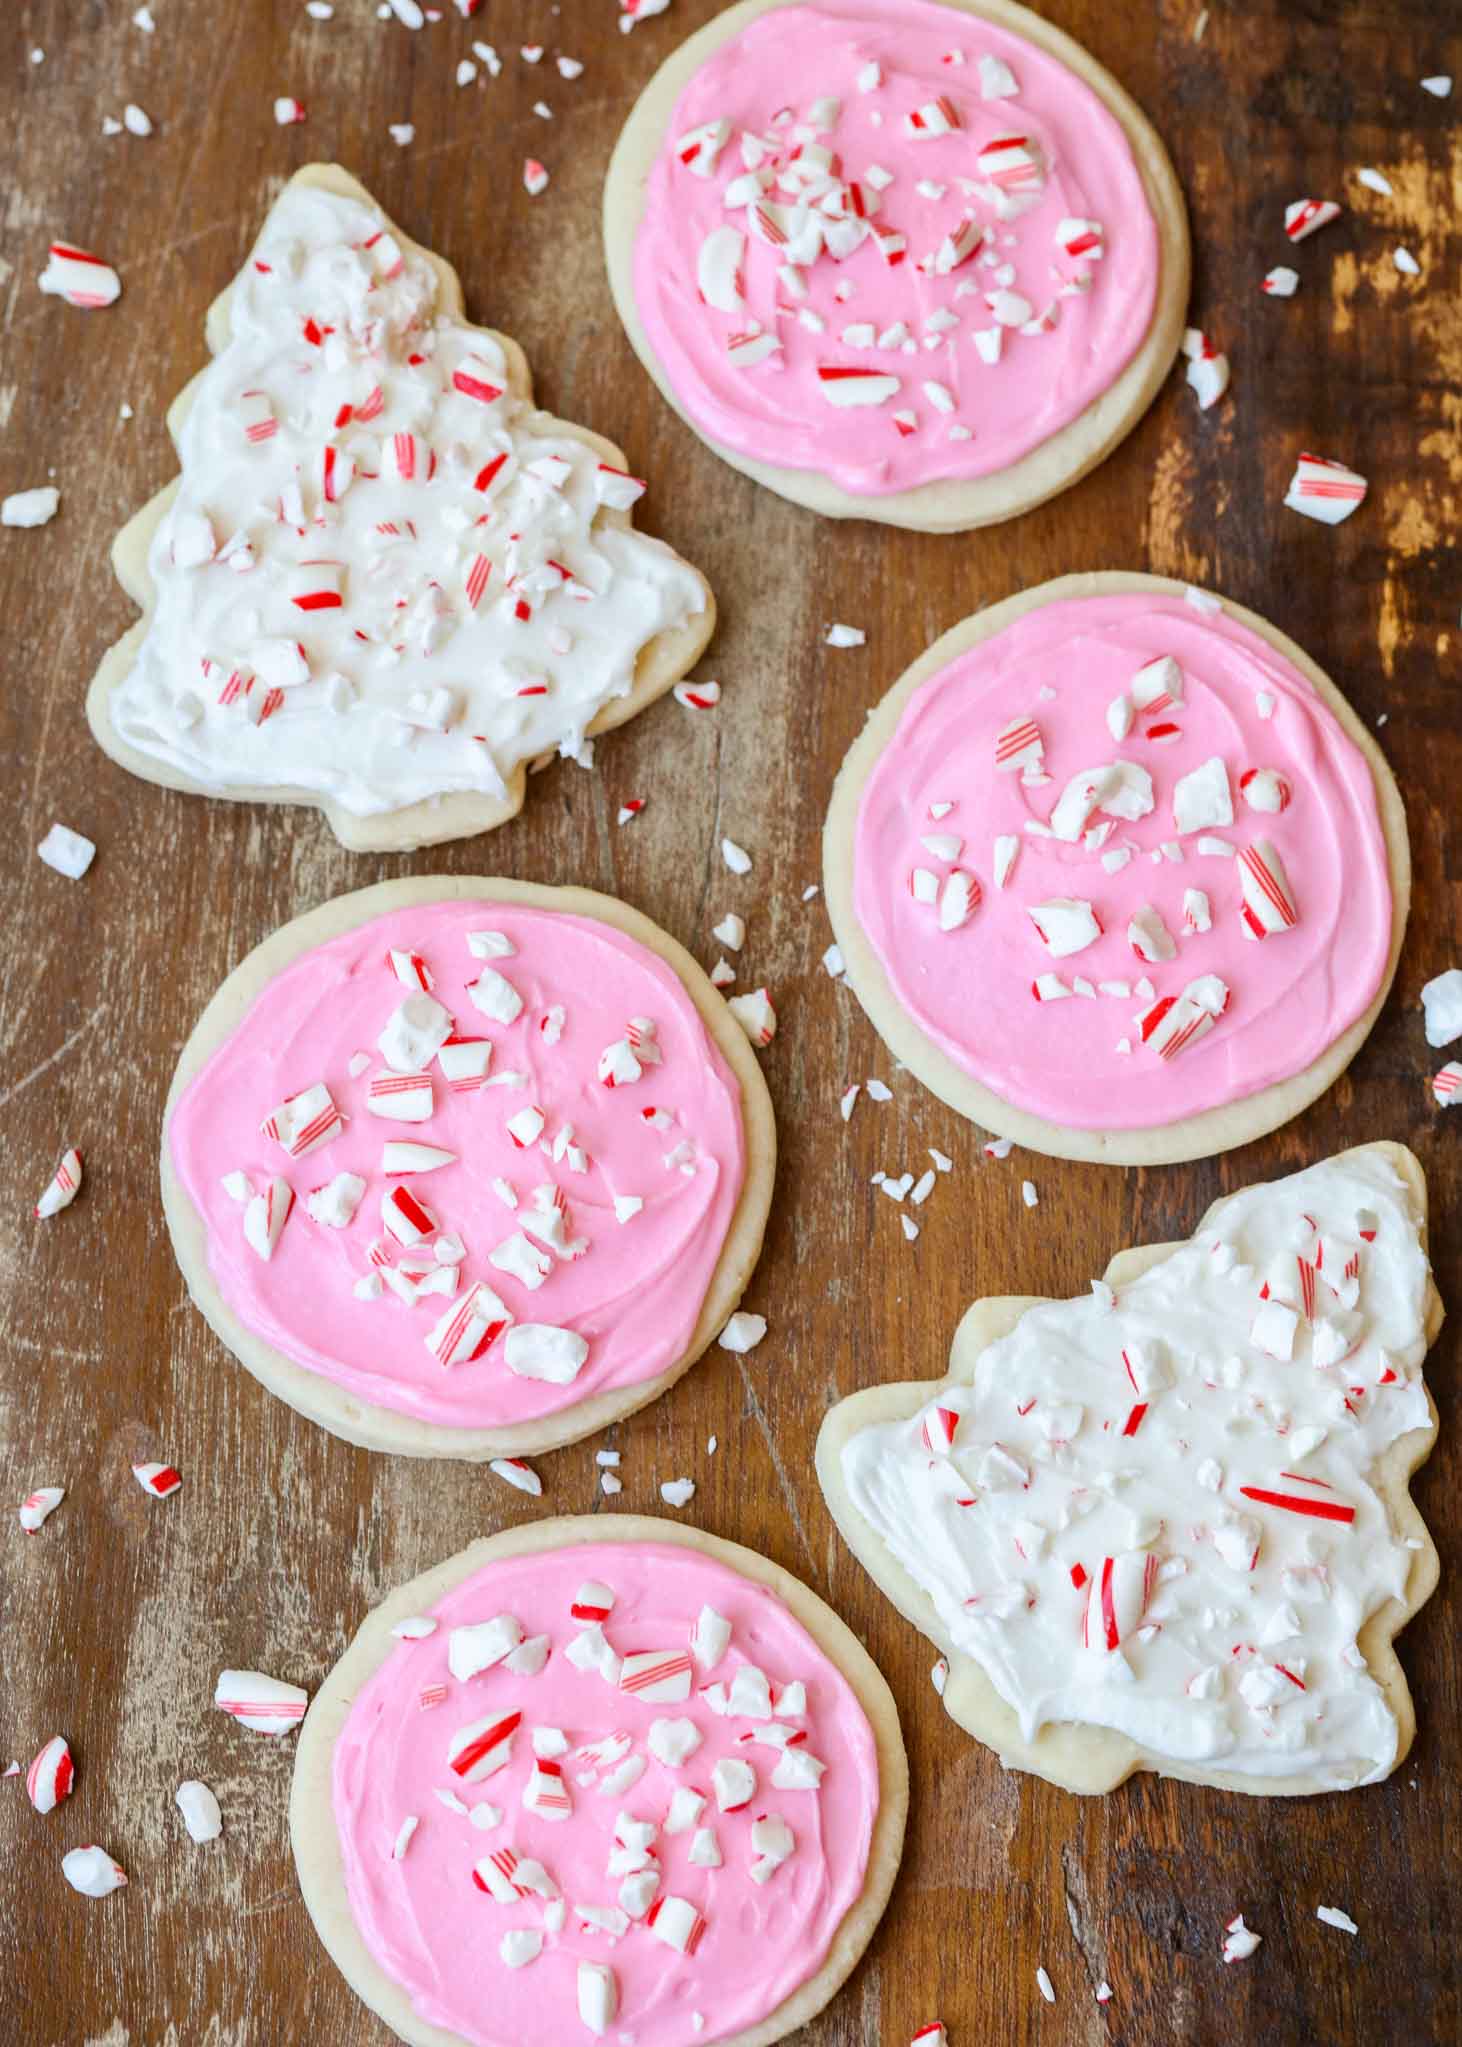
left=89, top=164, right=715, bottom=853
left=605, top=0, right=1190, bottom=531
left=816, top=1142, right=1442, bottom=1797
left=823, top=572, right=1410, bottom=1164
left=290, top=1516, right=908, bottom=2046
left=161, top=878, right=775, bottom=1458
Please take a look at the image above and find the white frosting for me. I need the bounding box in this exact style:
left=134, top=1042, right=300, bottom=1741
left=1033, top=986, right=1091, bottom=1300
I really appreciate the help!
left=841, top=1151, right=1434, bottom=1787
left=109, top=183, right=707, bottom=818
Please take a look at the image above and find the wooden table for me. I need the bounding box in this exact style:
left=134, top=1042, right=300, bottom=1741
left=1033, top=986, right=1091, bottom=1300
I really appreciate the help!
left=2, top=2, right=1457, bottom=2041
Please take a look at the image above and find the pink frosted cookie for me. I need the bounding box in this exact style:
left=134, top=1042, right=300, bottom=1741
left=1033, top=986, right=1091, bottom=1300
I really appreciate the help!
left=818, top=1143, right=1442, bottom=1795
left=291, top=1518, right=907, bottom=2047
left=824, top=573, right=1409, bottom=1164
left=89, top=166, right=714, bottom=852
left=605, top=0, right=1189, bottom=530
left=161, top=879, right=774, bottom=1458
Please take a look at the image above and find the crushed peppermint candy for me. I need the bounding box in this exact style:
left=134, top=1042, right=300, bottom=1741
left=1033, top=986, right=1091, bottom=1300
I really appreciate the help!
left=825, top=623, right=866, bottom=648
left=2, top=487, right=60, bottom=528
left=660, top=1477, right=696, bottom=1508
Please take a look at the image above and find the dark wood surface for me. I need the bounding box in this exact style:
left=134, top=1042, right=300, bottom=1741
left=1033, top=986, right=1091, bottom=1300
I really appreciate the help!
left=2, top=2, right=1458, bottom=2043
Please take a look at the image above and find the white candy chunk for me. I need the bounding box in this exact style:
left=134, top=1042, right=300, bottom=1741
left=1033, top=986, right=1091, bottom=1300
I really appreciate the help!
left=691, top=1604, right=732, bottom=1671
left=772, top=1746, right=827, bottom=1789
left=727, top=988, right=776, bottom=1046
left=504, top=1324, right=588, bottom=1383
left=37, top=823, right=96, bottom=878
left=712, top=1757, right=756, bottom=1810
left=1131, top=654, right=1183, bottom=709
left=697, top=225, right=745, bottom=311
left=1173, top=755, right=1233, bottom=834
left=1028, top=898, right=1101, bottom=958
left=825, top=622, right=866, bottom=647
left=749, top=1813, right=795, bottom=1883
left=449, top=1616, right=523, bottom=1682
left=1183, top=888, right=1213, bottom=933
left=665, top=1785, right=707, bottom=1833
left=1106, top=694, right=1133, bottom=741
left=3, top=486, right=60, bottom=528
left=175, top=1779, right=223, bottom=1843
left=62, top=1846, right=128, bottom=1897
left=660, top=1477, right=696, bottom=1509
left=213, top=1668, right=308, bottom=1734
left=306, top=1172, right=366, bottom=1228
left=378, top=995, right=452, bottom=1072
left=993, top=834, right=1019, bottom=889
left=647, top=1717, right=703, bottom=1767
left=466, top=930, right=516, bottom=960
left=718, top=1311, right=767, bottom=1353
left=1048, top=761, right=1154, bottom=840
left=500, top=1930, right=543, bottom=1969
left=506, top=1633, right=551, bottom=1676
left=721, top=837, right=752, bottom=873
left=1317, top=1905, right=1360, bottom=1935
left=1128, top=905, right=1177, bottom=963
left=1421, top=968, right=1462, bottom=1048
left=468, top=967, right=524, bottom=1024
left=577, top=1961, right=618, bottom=2035
left=689, top=1825, right=722, bottom=1867
left=1251, top=1299, right=1299, bottom=1360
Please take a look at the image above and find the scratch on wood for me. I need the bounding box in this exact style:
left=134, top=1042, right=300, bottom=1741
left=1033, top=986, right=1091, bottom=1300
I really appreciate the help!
left=733, top=1354, right=819, bottom=1577
left=0, top=1008, right=107, bottom=1116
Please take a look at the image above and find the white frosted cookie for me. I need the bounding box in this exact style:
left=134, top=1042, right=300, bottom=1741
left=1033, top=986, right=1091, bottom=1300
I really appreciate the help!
left=161, top=877, right=774, bottom=1460
left=89, top=165, right=714, bottom=851
left=604, top=0, right=1189, bottom=531
left=824, top=572, right=1410, bottom=1164
left=291, top=1515, right=908, bottom=2047
left=817, top=1143, right=1443, bottom=1796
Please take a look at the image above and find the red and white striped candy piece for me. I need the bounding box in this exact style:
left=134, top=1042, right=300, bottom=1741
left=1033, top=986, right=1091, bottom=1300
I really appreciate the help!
left=912, top=2027, right=949, bottom=2047
left=367, top=1071, right=434, bottom=1122
left=1138, top=974, right=1231, bottom=1059
left=646, top=1894, right=707, bottom=1955
left=19, top=1485, right=65, bottom=1532
left=389, top=431, right=422, bottom=482
left=697, top=225, right=745, bottom=312
left=131, top=1462, right=182, bottom=1499
left=1056, top=216, right=1105, bottom=261
left=1128, top=904, right=1177, bottom=963
left=677, top=118, right=731, bottom=176
left=1237, top=1480, right=1355, bottom=1526
left=594, top=463, right=647, bottom=510
left=929, top=215, right=984, bottom=275
left=437, top=1035, right=492, bottom=1091
left=1284, top=198, right=1341, bottom=243
left=571, top=1580, right=616, bottom=1625
left=490, top=1457, right=543, bottom=1496
left=523, top=1756, right=573, bottom=1820
left=1082, top=1551, right=1158, bottom=1651
left=995, top=714, right=1044, bottom=775
left=449, top=1709, right=521, bottom=1782
left=620, top=1650, right=693, bottom=1704
left=578, top=1960, right=619, bottom=2036
left=214, top=1668, right=308, bottom=1734
left=452, top=353, right=505, bottom=405
left=938, top=870, right=980, bottom=932
left=974, top=134, right=1045, bottom=211
left=26, top=1736, right=74, bottom=1814
left=674, top=679, right=721, bottom=709
left=261, top=1082, right=343, bottom=1157
left=1183, top=329, right=1231, bottom=410
left=425, top=1281, right=512, bottom=1367
left=1131, top=654, right=1183, bottom=712
left=243, top=1177, right=294, bottom=1261
left=61, top=1845, right=128, bottom=1898
left=382, top=1185, right=435, bottom=1246
left=238, top=389, right=277, bottom=442
left=817, top=365, right=901, bottom=407
left=905, top=96, right=960, bottom=137
left=388, top=949, right=434, bottom=992
left=728, top=988, right=777, bottom=1046
left=1262, top=266, right=1300, bottom=297
left=726, top=327, right=782, bottom=369
left=34, top=1147, right=82, bottom=1219
left=1239, top=767, right=1291, bottom=813
left=288, top=561, right=344, bottom=611
left=317, top=444, right=354, bottom=504
left=39, top=242, right=122, bottom=308
left=522, top=159, right=550, bottom=198
left=1283, top=452, right=1367, bottom=525
left=1238, top=839, right=1299, bottom=935
left=473, top=1844, right=556, bottom=1901
left=1431, top=1061, right=1462, bottom=1107
left=1030, top=898, right=1100, bottom=958
left=381, top=1142, right=455, bottom=1176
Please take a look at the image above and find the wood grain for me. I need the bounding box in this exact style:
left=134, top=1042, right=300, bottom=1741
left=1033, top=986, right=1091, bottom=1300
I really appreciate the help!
left=1, top=3, right=1457, bottom=2044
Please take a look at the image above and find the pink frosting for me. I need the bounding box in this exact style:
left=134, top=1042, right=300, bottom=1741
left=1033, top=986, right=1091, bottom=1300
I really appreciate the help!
left=332, top=1539, right=880, bottom=2047
left=169, top=900, right=747, bottom=1428
left=631, top=0, right=1161, bottom=496
left=851, top=591, right=1394, bottom=1128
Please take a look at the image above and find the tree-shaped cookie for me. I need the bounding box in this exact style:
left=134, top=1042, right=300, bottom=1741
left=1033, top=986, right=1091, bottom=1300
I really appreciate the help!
left=818, top=1142, right=1442, bottom=1795
left=89, top=165, right=714, bottom=852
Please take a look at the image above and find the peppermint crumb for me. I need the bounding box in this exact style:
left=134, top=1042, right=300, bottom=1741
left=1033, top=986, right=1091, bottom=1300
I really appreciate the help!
left=600, top=1472, right=622, bottom=1496
left=720, top=837, right=751, bottom=875
left=839, top=1084, right=860, bottom=1122
left=825, top=622, right=866, bottom=648
left=1317, top=1905, right=1359, bottom=1935
left=1036, top=1966, right=1055, bottom=2003
left=1022, top=1180, right=1039, bottom=1209
left=660, top=1478, right=695, bottom=1509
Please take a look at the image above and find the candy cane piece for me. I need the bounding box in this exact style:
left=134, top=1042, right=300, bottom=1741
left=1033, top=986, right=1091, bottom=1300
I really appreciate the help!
left=34, top=1147, right=83, bottom=1218
left=578, top=1961, right=618, bottom=2036
left=452, top=353, right=505, bottom=404
left=995, top=714, right=1043, bottom=775
left=712, top=1756, right=756, bottom=1811
left=214, top=1668, right=308, bottom=1734
left=288, top=561, right=344, bottom=611
left=1432, top=1061, right=1462, bottom=1106
left=1029, top=898, right=1100, bottom=958
left=1128, top=905, right=1177, bottom=963
left=426, top=1281, right=512, bottom=1367
left=728, top=988, right=777, bottom=1046
left=1137, top=975, right=1230, bottom=1059
left=1237, top=1483, right=1356, bottom=1525
left=448, top=1709, right=521, bottom=1782
left=39, top=243, right=122, bottom=308
left=261, top=1081, right=343, bottom=1156
left=26, top=1736, right=74, bottom=1814
left=677, top=118, right=731, bottom=176
left=905, top=97, right=960, bottom=137
left=62, top=1846, right=128, bottom=1897
left=1262, top=266, right=1299, bottom=297
left=176, top=1779, right=223, bottom=1843
left=468, top=966, right=524, bottom=1024
left=524, top=1757, right=573, bottom=1820
left=367, top=1071, right=434, bottom=1123
left=1237, top=839, right=1299, bottom=934
left=1056, top=216, right=1105, bottom=261
left=697, top=225, right=745, bottom=312
left=619, top=1650, right=693, bottom=1703
left=19, top=1485, right=65, bottom=1532
left=1082, top=1551, right=1158, bottom=1651
left=1283, top=452, right=1367, bottom=524
left=436, top=1036, right=492, bottom=1091
left=939, top=869, right=980, bottom=932
left=817, top=366, right=901, bottom=407
left=131, top=1462, right=182, bottom=1498
left=243, top=1177, right=294, bottom=1261
left=1284, top=198, right=1341, bottom=242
